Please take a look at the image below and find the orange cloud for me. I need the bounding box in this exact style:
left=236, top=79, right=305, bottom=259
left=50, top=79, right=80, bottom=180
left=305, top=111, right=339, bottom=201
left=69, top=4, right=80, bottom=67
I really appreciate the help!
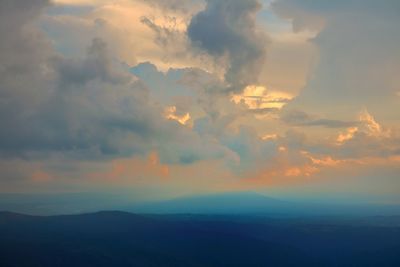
left=336, top=110, right=392, bottom=145
left=261, top=133, right=278, bottom=141
left=231, top=85, right=293, bottom=111
left=164, top=106, right=191, bottom=125
left=31, top=170, right=54, bottom=183
left=88, top=152, right=169, bottom=182
left=336, top=127, right=358, bottom=144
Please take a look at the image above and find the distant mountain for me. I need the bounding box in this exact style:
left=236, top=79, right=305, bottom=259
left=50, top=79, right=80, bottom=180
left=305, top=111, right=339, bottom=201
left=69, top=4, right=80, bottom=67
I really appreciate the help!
left=0, top=192, right=131, bottom=215
left=2, top=191, right=400, bottom=217
left=129, top=191, right=400, bottom=216
left=130, top=191, right=294, bottom=214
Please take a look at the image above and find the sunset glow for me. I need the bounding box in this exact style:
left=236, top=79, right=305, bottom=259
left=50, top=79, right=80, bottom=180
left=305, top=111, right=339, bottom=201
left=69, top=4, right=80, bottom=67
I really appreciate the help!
left=0, top=0, right=399, bottom=204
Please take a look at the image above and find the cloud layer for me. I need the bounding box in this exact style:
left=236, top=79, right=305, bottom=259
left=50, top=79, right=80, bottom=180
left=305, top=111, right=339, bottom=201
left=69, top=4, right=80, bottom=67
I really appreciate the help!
left=0, top=0, right=399, bottom=203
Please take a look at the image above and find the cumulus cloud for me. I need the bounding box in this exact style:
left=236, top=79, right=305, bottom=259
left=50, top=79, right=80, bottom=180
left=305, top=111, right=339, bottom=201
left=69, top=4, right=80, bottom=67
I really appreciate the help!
left=1, top=0, right=399, bottom=200
left=0, top=0, right=267, bottom=175
left=129, top=62, right=275, bottom=169
left=188, top=0, right=268, bottom=92
left=0, top=0, right=180, bottom=160
left=44, top=0, right=215, bottom=71
left=0, top=21, right=160, bottom=158
left=273, top=0, right=400, bottom=118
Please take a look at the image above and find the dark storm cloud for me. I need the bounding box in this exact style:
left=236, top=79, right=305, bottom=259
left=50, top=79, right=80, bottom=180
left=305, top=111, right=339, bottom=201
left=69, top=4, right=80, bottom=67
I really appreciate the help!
left=188, top=0, right=268, bottom=92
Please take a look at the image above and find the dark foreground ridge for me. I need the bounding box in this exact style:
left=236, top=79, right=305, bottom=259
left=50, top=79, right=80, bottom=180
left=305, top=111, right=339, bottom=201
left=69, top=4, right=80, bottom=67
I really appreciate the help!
left=0, top=211, right=400, bottom=267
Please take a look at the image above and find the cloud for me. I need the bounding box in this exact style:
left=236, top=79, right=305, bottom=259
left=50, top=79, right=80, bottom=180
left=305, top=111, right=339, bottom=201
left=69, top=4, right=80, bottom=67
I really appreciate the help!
left=44, top=0, right=215, bottom=71
left=336, top=127, right=358, bottom=144
left=281, top=110, right=357, bottom=128
left=0, top=1, right=182, bottom=160
left=163, top=106, right=191, bottom=125
left=1, top=0, right=400, bottom=201
left=140, top=0, right=203, bottom=13
left=188, top=0, right=268, bottom=92
left=0, top=0, right=242, bottom=191
left=0, top=33, right=162, bottom=158
left=273, top=0, right=400, bottom=118
left=88, top=152, right=170, bottom=181
left=333, top=110, right=400, bottom=158
left=231, top=85, right=293, bottom=111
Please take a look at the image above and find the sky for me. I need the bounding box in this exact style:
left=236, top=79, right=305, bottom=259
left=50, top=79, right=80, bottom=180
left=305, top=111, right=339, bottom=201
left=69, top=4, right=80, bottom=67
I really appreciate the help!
left=0, top=0, right=399, bottom=204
